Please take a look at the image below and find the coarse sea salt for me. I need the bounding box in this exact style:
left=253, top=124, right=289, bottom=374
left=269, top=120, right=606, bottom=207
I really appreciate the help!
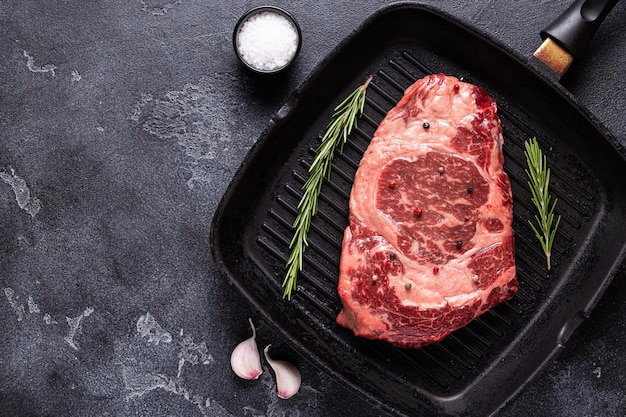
left=236, top=11, right=299, bottom=72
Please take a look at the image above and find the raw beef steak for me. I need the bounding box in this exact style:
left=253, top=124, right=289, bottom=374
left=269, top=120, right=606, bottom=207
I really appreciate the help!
left=336, top=74, right=517, bottom=349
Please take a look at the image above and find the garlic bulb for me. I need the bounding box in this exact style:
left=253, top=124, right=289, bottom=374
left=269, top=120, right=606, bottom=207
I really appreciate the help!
left=230, top=318, right=263, bottom=380
left=263, top=344, right=301, bottom=399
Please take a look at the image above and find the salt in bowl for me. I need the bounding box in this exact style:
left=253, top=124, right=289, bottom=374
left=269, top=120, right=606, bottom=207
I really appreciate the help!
left=233, top=6, right=302, bottom=74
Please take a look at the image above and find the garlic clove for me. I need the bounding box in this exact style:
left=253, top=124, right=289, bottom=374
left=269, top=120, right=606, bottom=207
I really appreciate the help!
left=230, top=318, right=263, bottom=380
left=263, top=344, right=301, bottom=399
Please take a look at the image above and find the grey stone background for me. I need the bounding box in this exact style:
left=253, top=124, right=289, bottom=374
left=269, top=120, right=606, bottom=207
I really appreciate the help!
left=1, top=1, right=624, bottom=416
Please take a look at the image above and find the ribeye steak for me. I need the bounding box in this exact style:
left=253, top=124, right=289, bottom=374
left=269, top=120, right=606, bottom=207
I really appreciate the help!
left=336, top=74, right=517, bottom=349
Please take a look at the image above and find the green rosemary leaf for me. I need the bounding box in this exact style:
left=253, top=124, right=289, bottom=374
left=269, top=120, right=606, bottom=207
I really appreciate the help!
left=524, top=137, right=561, bottom=270
left=282, top=76, right=372, bottom=300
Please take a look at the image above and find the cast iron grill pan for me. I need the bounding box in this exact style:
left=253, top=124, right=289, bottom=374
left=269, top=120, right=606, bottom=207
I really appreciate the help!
left=211, top=4, right=626, bottom=416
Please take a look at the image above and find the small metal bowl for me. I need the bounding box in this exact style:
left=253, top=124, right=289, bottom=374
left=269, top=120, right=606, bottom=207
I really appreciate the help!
left=233, top=6, right=302, bottom=74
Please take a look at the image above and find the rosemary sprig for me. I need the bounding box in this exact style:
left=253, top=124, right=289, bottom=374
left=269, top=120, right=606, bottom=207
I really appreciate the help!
left=524, top=137, right=561, bottom=270
left=283, top=76, right=372, bottom=300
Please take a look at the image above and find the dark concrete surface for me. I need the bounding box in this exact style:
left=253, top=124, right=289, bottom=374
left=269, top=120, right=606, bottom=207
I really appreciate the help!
left=0, top=1, right=624, bottom=416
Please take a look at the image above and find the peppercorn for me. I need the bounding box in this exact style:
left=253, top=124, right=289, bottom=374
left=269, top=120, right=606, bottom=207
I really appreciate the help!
left=413, top=207, right=423, bottom=217
left=423, top=121, right=430, bottom=129
left=388, top=180, right=396, bottom=189
left=438, top=166, right=445, bottom=174
left=456, top=239, right=463, bottom=248
left=433, top=266, right=440, bottom=274
left=467, top=185, right=473, bottom=194
left=405, top=283, right=412, bottom=290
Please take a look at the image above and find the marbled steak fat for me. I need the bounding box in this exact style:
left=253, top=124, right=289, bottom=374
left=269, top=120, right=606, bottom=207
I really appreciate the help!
left=336, top=74, right=517, bottom=349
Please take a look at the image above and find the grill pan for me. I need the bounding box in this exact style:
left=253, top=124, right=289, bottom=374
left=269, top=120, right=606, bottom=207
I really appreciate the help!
left=211, top=3, right=626, bottom=416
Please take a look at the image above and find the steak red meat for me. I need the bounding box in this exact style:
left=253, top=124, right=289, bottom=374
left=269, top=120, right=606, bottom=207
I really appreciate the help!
left=336, top=74, right=517, bottom=349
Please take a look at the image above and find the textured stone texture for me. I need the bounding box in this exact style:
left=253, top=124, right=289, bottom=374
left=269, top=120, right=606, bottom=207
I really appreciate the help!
left=0, top=0, right=624, bottom=416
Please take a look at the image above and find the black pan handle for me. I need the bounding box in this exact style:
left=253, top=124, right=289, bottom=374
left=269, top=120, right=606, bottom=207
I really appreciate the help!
left=541, top=0, right=620, bottom=59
